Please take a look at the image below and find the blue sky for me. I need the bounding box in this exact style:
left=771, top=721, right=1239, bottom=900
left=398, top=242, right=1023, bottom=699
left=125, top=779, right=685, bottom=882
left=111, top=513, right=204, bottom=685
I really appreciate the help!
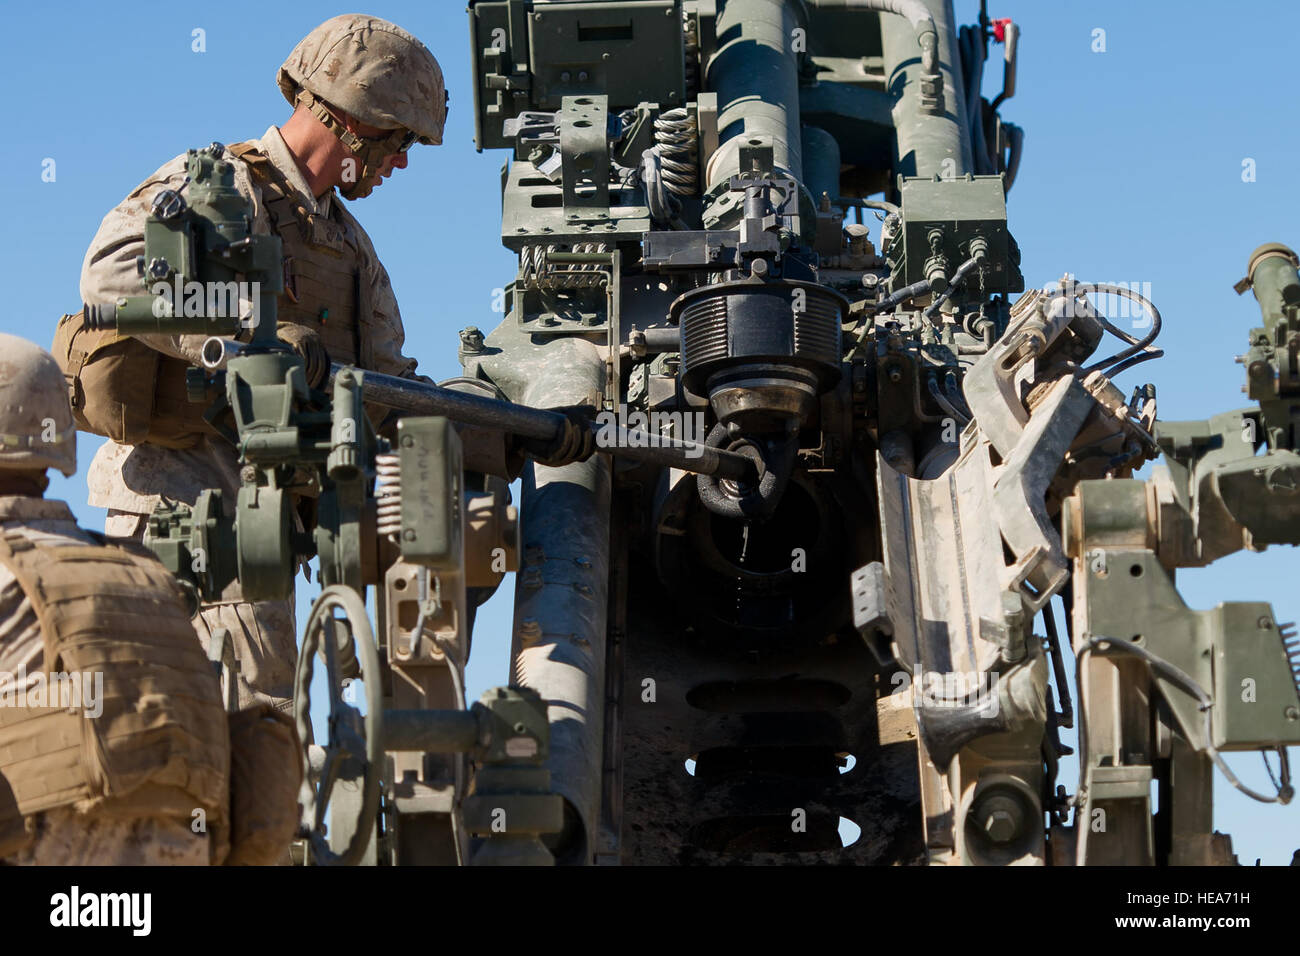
left=2, top=0, right=1296, bottom=863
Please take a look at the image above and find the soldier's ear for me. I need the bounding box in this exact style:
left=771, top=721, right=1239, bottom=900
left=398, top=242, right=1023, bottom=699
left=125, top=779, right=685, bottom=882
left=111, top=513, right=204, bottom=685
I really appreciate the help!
left=340, top=110, right=372, bottom=137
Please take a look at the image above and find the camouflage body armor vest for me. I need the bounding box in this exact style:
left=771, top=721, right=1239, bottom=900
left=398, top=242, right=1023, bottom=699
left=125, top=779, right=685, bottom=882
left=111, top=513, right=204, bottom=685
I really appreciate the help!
left=54, top=139, right=368, bottom=450
left=227, top=140, right=370, bottom=370
left=0, top=531, right=230, bottom=859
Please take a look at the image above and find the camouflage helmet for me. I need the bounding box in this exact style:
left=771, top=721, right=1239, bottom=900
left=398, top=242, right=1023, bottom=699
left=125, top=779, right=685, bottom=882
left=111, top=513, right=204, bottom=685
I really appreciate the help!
left=277, top=15, right=447, bottom=146
left=0, top=334, right=75, bottom=476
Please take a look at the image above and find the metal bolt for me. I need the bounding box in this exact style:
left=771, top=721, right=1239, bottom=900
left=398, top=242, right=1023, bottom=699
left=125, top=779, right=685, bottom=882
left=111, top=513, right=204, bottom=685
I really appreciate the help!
left=403, top=529, right=416, bottom=541
left=561, top=71, right=571, bottom=82
left=976, top=794, right=1022, bottom=844
left=984, top=809, right=1017, bottom=843
left=578, top=71, right=589, bottom=81
left=1258, top=615, right=1274, bottom=630
left=1286, top=706, right=1299, bottom=721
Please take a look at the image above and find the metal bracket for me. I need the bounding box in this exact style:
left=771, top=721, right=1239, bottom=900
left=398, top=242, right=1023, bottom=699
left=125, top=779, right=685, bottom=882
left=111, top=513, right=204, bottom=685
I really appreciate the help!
left=560, top=94, right=609, bottom=220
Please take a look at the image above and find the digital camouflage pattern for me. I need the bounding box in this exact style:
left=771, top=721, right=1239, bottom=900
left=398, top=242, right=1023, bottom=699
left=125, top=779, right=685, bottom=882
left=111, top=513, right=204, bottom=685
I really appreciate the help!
left=78, top=125, right=429, bottom=706
left=0, top=334, right=75, bottom=477
left=277, top=14, right=448, bottom=145
left=0, top=496, right=229, bottom=865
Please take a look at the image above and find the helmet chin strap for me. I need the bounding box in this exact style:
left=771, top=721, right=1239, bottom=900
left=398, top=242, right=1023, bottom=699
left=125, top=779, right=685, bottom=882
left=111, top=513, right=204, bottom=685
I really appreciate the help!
left=338, top=160, right=381, bottom=201
left=296, top=90, right=411, bottom=200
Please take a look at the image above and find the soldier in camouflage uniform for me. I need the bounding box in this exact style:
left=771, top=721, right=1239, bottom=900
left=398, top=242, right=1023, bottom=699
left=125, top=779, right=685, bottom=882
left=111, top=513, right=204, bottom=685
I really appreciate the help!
left=0, top=335, right=231, bottom=865
left=64, top=15, right=449, bottom=712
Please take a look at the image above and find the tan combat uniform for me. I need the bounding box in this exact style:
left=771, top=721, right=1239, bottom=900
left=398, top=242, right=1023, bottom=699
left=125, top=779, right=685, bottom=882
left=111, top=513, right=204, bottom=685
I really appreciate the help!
left=78, top=124, right=428, bottom=710
left=0, top=495, right=230, bottom=865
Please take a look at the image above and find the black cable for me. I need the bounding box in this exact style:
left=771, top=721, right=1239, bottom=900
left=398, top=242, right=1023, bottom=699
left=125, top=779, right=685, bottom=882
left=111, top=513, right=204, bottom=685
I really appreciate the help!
left=869, top=278, right=933, bottom=314
left=1042, top=600, right=1073, bottom=729
left=924, top=254, right=983, bottom=321
left=1103, top=348, right=1165, bottom=378
left=1077, top=636, right=1293, bottom=805
left=1077, top=283, right=1163, bottom=376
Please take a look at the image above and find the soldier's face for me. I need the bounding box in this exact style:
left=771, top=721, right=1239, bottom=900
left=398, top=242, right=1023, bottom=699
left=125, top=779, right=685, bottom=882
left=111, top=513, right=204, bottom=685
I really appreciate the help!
left=344, top=115, right=413, bottom=193
left=369, top=150, right=409, bottom=190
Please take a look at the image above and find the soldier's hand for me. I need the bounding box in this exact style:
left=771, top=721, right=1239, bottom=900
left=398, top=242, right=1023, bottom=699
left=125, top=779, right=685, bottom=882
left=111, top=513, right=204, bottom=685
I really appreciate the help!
left=276, top=323, right=330, bottom=389
left=517, top=404, right=598, bottom=467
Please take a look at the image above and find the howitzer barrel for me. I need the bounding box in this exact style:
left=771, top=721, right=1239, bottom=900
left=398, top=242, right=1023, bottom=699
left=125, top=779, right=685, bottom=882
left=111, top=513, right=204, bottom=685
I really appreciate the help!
left=1242, top=243, right=1300, bottom=331
left=202, top=338, right=756, bottom=482
left=705, top=0, right=805, bottom=190
left=880, top=0, right=972, bottom=178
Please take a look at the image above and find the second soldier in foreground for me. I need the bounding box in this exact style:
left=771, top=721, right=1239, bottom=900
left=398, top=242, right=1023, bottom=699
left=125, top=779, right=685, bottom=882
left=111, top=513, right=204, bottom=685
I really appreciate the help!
left=0, top=335, right=299, bottom=865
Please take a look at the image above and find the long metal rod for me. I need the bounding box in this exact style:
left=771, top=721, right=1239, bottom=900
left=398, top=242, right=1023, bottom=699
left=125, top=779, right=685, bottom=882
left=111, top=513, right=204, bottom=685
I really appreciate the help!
left=202, top=338, right=754, bottom=481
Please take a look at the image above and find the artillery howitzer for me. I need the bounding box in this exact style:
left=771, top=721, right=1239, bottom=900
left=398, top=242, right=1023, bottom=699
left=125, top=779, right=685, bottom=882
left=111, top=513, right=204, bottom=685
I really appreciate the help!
left=82, top=0, right=1299, bottom=866
left=82, top=143, right=749, bottom=865
left=456, top=0, right=1298, bottom=865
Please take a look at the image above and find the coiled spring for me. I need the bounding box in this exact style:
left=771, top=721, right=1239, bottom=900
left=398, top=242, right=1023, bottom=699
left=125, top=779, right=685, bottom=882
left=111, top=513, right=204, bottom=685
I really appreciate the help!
left=652, top=108, right=698, bottom=197
left=520, top=243, right=555, bottom=288
left=375, top=452, right=402, bottom=538
left=520, top=241, right=609, bottom=289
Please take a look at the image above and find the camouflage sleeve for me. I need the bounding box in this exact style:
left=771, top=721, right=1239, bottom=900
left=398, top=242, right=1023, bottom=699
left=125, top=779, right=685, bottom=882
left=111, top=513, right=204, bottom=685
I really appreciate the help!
left=78, top=151, right=265, bottom=366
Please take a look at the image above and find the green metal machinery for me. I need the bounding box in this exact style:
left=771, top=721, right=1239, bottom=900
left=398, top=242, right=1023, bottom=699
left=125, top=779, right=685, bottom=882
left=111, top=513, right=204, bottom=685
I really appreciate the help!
left=80, top=1, right=1298, bottom=866
left=458, top=0, right=1296, bottom=865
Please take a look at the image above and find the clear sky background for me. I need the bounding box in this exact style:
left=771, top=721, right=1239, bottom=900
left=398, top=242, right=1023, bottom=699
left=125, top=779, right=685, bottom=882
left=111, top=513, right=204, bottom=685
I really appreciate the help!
left=2, top=0, right=1296, bottom=863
